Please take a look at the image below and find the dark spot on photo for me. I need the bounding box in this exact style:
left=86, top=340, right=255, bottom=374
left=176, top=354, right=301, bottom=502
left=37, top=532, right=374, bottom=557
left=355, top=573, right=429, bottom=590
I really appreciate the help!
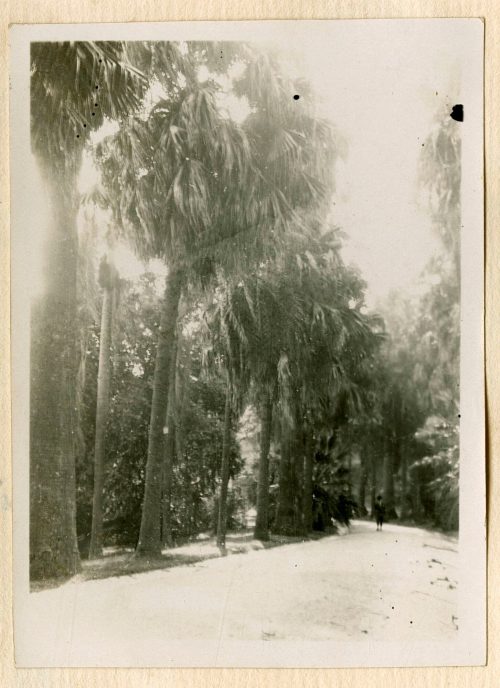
left=450, top=104, right=464, bottom=122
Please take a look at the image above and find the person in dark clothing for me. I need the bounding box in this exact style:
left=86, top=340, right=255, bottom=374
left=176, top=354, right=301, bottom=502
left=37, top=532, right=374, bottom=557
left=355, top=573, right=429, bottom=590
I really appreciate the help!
left=335, top=489, right=357, bottom=529
left=336, top=492, right=351, bottom=528
left=374, top=494, right=385, bottom=531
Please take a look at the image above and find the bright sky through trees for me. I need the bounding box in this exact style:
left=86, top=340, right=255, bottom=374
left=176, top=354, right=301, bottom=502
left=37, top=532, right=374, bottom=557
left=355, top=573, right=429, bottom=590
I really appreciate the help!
left=273, top=21, right=462, bottom=306
left=28, top=23, right=464, bottom=305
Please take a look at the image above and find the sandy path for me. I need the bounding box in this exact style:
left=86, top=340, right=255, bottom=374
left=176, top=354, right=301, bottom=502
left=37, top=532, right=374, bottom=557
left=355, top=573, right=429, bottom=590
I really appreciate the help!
left=16, top=521, right=458, bottom=666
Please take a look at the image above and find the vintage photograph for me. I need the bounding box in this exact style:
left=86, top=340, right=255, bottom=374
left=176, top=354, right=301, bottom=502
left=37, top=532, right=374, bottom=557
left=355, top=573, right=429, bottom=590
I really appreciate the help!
left=11, top=20, right=485, bottom=667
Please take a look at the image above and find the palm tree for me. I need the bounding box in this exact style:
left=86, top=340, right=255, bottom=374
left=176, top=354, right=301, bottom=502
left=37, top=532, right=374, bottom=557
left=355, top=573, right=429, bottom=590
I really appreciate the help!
left=200, top=285, right=249, bottom=549
left=96, top=44, right=336, bottom=557
left=302, top=425, right=316, bottom=533
left=161, top=336, right=178, bottom=548
left=208, top=230, right=333, bottom=536
left=209, top=265, right=306, bottom=541
left=269, top=234, right=383, bottom=535
left=215, top=374, right=233, bottom=551
left=30, top=42, right=147, bottom=580
left=419, top=114, right=461, bottom=265
left=209, top=221, right=385, bottom=539
left=253, top=385, right=274, bottom=540
left=88, top=255, right=119, bottom=559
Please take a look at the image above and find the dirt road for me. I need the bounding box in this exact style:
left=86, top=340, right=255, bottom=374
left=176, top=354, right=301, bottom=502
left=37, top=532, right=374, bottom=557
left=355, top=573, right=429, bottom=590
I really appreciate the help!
left=17, top=521, right=459, bottom=666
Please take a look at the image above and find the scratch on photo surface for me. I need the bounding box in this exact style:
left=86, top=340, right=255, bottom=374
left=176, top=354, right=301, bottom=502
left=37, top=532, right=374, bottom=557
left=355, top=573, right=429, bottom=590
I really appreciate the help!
left=214, top=561, right=239, bottom=664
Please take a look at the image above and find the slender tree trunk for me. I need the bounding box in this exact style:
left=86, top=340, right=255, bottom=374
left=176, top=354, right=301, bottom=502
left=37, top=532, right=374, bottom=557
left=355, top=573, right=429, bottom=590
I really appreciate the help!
left=161, top=420, right=175, bottom=548
left=294, top=421, right=305, bottom=535
left=275, top=426, right=289, bottom=531
left=383, top=444, right=397, bottom=520
left=89, top=277, right=114, bottom=559
left=357, top=453, right=368, bottom=516
left=30, top=162, right=81, bottom=581
left=303, top=431, right=314, bottom=533
left=161, top=339, right=178, bottom=549
left=412, top=468, right=423, bottom=520
left=275, top=421, right=295, bottom=535
left=174, top=360, right=185, bottom=466
left=216, top=379, right=233, bottom=551
left=370, top=451, right=378, bottom=518
left=400, top=443, right=409, bottom=519
left=136, top=267, right=184, bottom=558
left=254, top=388, right=273, bottom=541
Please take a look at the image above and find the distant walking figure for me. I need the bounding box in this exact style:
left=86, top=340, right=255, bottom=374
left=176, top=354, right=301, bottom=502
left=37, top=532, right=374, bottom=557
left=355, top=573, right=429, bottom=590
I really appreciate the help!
left=336, top=492, right=351, bottom=529
left=374, top=495, right=385, bottom=531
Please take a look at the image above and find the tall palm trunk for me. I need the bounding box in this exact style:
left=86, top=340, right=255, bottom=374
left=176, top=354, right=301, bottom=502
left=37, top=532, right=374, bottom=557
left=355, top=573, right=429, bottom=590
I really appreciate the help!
left=412, top=469, right=423, bottom=520
left=400, top=443, right=409, bottom=519
left=89, top=269, right=114, bottom=559
left=275, top=420, right=295, bottom=534
left=216, top=379, right=232, bottom=550
left=161, top=339, right=178, bottom=549
left=370, top=451, right=378, bottom=517
left=174, top=356, right=186, bottom=465
left=136, top=267, right=184, bottom=557
left=357, top=453, right=368, bottom=516
left=254, top=388, right=273, bottom=541
left=30, top=162, right=81, bottom=581
left=383, top=443, right=398, bottom=519
left=294, top=421, right=305, bottom=534
left=303, top=431, right=314, bottom=533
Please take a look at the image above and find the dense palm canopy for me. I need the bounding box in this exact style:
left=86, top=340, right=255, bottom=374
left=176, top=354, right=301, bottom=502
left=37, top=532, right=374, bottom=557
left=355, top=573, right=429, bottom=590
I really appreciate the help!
left=95, top=46, right=337, bottom=279
left=92, top=43, right=339, bottom=556
left=96, top=85, right=252, bottom=269
left=205, top=225, right=384, bottom=536
left=29, top=40, right=461, bottom=582
left=31, top=41, right=147, bottom=170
